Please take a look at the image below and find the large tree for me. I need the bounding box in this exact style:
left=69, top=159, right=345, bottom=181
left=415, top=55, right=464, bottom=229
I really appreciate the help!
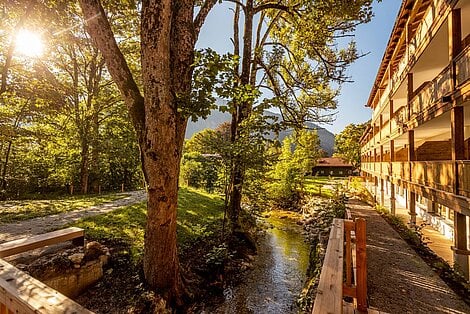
left=226, top=0, right=374, bottom=230
left=77, top=0, right=218, bottom=305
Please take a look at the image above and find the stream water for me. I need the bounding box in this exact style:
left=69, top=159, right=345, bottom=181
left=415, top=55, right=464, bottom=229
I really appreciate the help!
left=204, top=213, right=310, bottom=314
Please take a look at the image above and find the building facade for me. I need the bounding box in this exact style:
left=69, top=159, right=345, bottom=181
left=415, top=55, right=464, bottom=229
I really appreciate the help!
left=312, top=157, right=354, bottom=177
left=360, top=0, right=470, bottom=279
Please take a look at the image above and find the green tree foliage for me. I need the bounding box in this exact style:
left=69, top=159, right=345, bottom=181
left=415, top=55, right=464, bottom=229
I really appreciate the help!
left=0, top=2, right=141, bottom=198
left=225, top=0, right=375, bottom=229
left=268, top=129, right=321, bottom=208
left=334, top=122, right=367, bottom=169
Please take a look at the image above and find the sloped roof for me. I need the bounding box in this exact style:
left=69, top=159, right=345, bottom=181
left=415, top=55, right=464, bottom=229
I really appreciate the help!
left=315, top=157, right=353, bottom=167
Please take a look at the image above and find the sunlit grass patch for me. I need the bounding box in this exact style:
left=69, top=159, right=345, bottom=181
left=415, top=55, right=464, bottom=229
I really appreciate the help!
left=303, top=176, right=343, bottom=197
left=72, top=187, right=225, bottom=262
left=0, top=193, right=129, bottom=223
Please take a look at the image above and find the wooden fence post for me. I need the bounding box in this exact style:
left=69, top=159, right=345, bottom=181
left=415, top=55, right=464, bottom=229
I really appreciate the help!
left=356, top=218, right=367, bottom=312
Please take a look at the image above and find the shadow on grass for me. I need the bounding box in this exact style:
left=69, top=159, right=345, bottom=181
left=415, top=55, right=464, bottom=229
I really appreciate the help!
left=72, top=187, right=224, bottom=262
left=0, top=193, right=128, bottom=224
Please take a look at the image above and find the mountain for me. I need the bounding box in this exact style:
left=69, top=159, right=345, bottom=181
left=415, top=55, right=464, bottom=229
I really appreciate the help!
left=185, top=110, right=335, bottom=156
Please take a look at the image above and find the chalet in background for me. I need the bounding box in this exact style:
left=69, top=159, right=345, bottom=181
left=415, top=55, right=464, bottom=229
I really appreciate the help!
left=312, top=157, right=354, bottom=177
left=360, top=0, right=470, bottom=279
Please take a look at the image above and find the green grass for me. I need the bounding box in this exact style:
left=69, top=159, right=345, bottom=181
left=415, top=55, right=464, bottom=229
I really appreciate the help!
left=71, top=187, right=225, bottom=262
left=303, top=176, right=345, bottom=197
left=0, top=193, right=129, bottom=223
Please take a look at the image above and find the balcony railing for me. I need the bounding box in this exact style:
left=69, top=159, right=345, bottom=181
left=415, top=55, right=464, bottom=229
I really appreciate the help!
left=391, top=0, right=446, bottom=96
left=410, top=65, right=452, bottom=117
left=411, top=161, right=454, bottom=193
left=457, top=161, right=470, bottom=198
left=362, top=161, right=470, bottom=198
left=455, top=45, right=470, bottom=87
left=392, top=106, right=408, bottom=131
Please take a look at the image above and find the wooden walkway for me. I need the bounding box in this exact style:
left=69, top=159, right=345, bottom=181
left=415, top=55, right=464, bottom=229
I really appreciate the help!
left=347, top=199, right=469, bottom=314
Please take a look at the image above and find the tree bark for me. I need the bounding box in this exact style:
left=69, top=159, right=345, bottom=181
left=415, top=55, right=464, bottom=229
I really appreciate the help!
left=228, top=0, right=254, bottom=231
left=79, top=137, right=89, bottom=194
left=78, top=0, right=211, bottom=306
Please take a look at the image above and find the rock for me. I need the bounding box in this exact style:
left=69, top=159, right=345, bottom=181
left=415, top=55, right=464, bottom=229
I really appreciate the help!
left=16, top=264, right=27, bottom=270
left=68, top=253, right=84, bottom=265
left=246, top=255, right=255, bottom=262
left=85, top=241, right=109, bottom=261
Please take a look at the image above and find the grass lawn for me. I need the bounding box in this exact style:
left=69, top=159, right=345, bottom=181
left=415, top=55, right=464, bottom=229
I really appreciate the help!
left=71, top=187, right=225, bottom=261
left=0, top=193, right=129, bottom=224
left=303, top=176, right=346, bottom=197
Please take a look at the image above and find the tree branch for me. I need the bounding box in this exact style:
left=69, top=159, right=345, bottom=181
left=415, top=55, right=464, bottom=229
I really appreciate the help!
left=78, top=0, right=145, bottom=137
left=194, top=0, right=218, bottom=38
left=253, top=2, right=290, bottom=14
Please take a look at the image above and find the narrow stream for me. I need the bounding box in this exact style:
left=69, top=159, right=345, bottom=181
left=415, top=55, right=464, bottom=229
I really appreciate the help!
left=206, top=213, right=310, bottom=314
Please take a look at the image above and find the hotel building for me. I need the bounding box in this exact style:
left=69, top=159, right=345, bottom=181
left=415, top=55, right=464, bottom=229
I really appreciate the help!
left=360, top=0, right=470, bottom=279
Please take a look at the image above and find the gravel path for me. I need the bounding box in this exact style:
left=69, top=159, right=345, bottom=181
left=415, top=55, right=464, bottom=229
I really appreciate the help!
left=0, top=190, right=147, bottom=243
left=348, top=199, right=469, bottom=314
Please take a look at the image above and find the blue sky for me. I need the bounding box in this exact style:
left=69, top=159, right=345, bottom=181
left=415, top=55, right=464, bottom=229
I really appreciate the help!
left=196, top=0, right=401, bottom=134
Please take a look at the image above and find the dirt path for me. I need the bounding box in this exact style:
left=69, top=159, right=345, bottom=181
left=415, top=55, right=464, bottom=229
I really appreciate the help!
left=348, top=199, right=469, bottom=314
left=0, top=190, right=147, bottom=243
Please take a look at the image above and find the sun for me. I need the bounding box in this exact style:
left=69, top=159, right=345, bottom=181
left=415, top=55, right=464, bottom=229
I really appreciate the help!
left=15, top=29, right=44, bottom=58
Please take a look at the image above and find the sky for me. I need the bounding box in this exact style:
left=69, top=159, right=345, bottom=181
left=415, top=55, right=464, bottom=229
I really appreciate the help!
left=196, top=0, right=402, bottom=134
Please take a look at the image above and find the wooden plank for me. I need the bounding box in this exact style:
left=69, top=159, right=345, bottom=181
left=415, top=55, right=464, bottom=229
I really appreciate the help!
left=342, top=285, right=356, bottom=299
left=343, top=301, right=355, bottom=314
left=344, top=220, right=354, bottom=288
left=0, top=259, right=93, bottom=314
left=0, top=227, right=84, bottom=258
left=313, top=219, right=344, bottom=314
left=355, top=219, right=368, bottom=312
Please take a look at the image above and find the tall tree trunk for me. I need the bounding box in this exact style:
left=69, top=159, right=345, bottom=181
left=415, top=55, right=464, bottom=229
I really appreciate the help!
left=80, top=138, right=89, bottom=194
left=90, top=111, right=100, bottom=193
left=79, top=0, right=215, bottom=306
left=140, top=0, right=194, bottom=303
left=228, top=0, right=254, bottom=231
left=0, top=141, right=12, bottom=191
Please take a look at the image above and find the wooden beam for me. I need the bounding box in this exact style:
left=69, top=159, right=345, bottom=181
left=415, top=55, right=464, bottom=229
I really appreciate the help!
left=355, top=219, right=367, bottom=312
left=451, top=106, right=465, bottom=161
left=453, top=212, right=469, bottom=279
left=312, top=219, right=344, bottom=314
left=407, top=73, right=414, bottom=120
left=0, top=259, right=93, bottom=313
left=408, top=131, right=415, bottom=162
left=448, top=9, right=462, bottom=61
left=0, top=227, right=84, bottom=258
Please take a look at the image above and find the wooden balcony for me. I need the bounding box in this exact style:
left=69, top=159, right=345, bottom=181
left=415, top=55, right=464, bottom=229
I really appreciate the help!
left=410, top=65, right=452, bottom=118
left=391, top=0, right=447, bottom=96
left=365, top=56, right=457, bottom=151
left=456, top=45, right=470, bottom=88
left=362, top=161, right=470, bottom=199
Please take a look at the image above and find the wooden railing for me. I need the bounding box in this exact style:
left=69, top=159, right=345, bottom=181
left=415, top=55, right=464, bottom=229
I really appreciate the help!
left=363, top=161, right=469, bottom=197
left=457, top=161, right=470, bottom=198
left=456, top=45, right=470, bottom=87
left=410, top=65, right=452, bottom=117
left=0, top=228, right=92, bottom=313
left=312, top=218, right=367, bottom=313
left=411, top=161, right=454, bottom=192
left=390, top=0, right=446, bottom=97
